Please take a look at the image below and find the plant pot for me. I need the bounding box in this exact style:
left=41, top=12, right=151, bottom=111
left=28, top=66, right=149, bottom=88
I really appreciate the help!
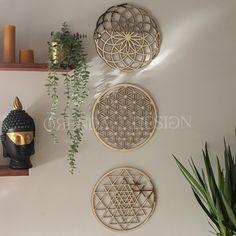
left=49, top=41, right=64, bottom=67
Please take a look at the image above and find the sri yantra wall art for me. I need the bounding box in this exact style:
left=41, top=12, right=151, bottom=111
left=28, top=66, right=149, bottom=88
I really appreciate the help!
left=92, top=167, right=156, bottom=231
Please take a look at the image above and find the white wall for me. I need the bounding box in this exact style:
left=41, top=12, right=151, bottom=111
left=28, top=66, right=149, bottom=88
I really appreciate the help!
left=0, top=0, right=236, bottom=235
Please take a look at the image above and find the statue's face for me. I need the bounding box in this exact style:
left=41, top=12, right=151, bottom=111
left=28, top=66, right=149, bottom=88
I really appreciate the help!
left=3, top=131, right=35, bottom=160
left=6, top=131, right=33, bottom=145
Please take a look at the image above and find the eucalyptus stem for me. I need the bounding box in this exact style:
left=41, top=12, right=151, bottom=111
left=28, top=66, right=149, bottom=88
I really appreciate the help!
left=46, top=22, right=89, bottom=173
left=46, top=70, right=59, bottom=143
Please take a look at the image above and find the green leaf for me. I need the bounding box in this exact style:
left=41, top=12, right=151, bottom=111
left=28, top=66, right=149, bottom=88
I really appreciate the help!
left=221, top=193, right=236, bottom=228
left=217, top=156, right=224, bottom=192
left=173, top=155, right=215, bottom=209
left=173, top=139, right=236, bottom=235
left=192, top=188, right=218, bottom=226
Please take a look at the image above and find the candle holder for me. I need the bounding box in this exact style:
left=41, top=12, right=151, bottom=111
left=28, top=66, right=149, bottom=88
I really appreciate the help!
left=19, top=49, right=34, bottom=64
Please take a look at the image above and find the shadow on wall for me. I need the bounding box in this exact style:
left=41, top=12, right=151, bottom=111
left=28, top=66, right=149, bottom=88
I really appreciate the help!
left=88, top=56, right=159, bottom=99
left=27, top=93, right=68, bottom=168
left=136, top=2, right=230, bottom=76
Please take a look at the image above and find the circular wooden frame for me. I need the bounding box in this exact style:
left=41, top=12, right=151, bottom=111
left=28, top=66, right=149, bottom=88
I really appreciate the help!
left=92, top=167, right=156, bottom=231
left=94, top=3, right=161, bottom=72
left=92, top=84, right=158, bottom=151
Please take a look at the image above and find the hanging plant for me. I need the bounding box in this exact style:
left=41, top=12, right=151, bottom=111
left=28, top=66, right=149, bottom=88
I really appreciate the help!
left=46, top=22, right=89, bottom=174
left=173, top=141, right=236, bottom=236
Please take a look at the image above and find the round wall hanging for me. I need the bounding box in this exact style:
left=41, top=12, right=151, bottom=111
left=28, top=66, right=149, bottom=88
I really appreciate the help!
left=92, top=84, right=157, bottom=151
left=94, top=3, right=161, bottom=72
left=92, top=167, right=156, bottom=231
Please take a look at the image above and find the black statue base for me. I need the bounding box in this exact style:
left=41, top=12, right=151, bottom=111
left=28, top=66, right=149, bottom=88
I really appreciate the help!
left=9, top=158, right=32, bottom=169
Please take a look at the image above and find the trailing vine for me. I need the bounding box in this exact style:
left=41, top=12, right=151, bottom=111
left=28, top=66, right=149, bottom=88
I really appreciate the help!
left=46, top=22, right=89, bottom=174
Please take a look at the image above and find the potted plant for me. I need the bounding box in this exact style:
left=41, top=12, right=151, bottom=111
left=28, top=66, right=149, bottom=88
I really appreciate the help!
left=46, top=22, right=89, bottom=174
left=173, top=141, right=236, bottom=236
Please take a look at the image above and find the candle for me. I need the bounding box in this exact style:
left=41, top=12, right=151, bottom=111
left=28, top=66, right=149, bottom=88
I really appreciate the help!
left=19, top=49, right=34, bottom=64
left=3, top=24, right=16, bottom=63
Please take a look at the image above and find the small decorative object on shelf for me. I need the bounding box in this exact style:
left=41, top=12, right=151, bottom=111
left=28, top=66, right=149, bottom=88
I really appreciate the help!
left=0, top=25, right=47, bottom=71
left=174, top=141, right=236, bottom=236
left=94, top=3, right=161, bottom=72
left=1, top=97, right=35, bottom=169
left=46, top=22, right=89, bottom=174
left=92, top=167, right=156, bottom=231
left=2, top=24, right=16, bottom=63
left=92, top=84, right=157, bottom=151
left=19, top=49, right=34, bottom=64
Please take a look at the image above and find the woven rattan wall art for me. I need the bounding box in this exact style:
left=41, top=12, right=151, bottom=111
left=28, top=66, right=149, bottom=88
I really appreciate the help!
left=92, top=84, right=157, bottom=151
left=92, top=167, right=156, bottom=231
left=94, top=3, right=161, bottom=72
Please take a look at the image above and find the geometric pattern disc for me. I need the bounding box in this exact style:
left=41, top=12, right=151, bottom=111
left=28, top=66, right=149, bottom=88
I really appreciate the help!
left=94, top=3, right=161, bottom=72
left=92, top=84, right=158, bottom=151
left=92, top=167, right=156, bottom=231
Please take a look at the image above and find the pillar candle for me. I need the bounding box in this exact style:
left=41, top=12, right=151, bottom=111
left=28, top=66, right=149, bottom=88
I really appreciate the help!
left=3, top=25, right=16, bottom=63
left=19, top=49, right=34, bottom=64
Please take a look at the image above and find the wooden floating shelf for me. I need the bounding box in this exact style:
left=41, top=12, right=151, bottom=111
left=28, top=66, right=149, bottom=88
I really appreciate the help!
left=0, top=166, right=29, bottom=176
left=0, top=63, right=69, bottom=72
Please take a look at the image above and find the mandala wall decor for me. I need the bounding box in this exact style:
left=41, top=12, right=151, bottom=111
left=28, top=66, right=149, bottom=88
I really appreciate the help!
left=92, top=167, right=156, bottom=231
left=92, top=84, right=157, bottom=151
left=94, top=3, right=161, bottom=72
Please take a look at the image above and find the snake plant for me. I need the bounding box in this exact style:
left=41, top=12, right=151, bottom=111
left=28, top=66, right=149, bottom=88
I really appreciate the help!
left=173, top=141, right=236, bottom=236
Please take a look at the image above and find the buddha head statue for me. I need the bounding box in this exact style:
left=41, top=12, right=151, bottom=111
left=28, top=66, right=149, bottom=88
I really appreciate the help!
left=1, top=97, right=35, bottom=169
